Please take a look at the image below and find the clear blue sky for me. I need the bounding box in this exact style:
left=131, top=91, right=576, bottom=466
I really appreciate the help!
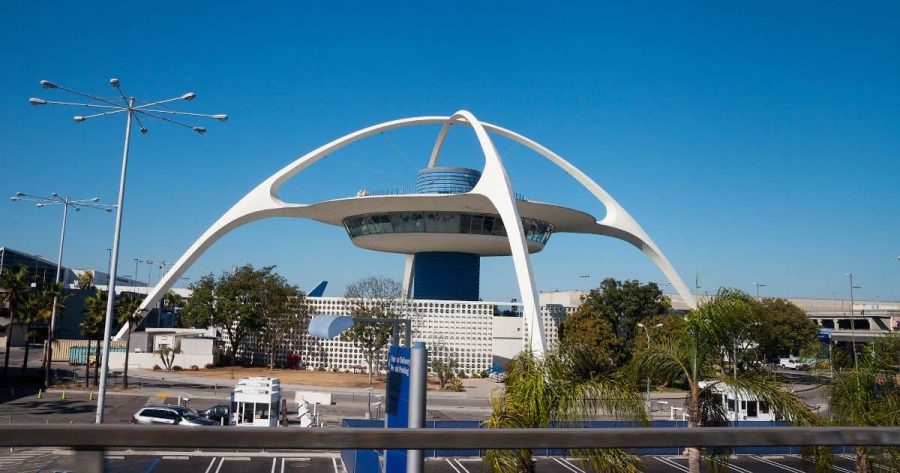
left=1, top=2, right=898, bottom=302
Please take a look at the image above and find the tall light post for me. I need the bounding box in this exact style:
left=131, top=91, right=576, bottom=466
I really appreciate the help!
left=133, top=259, right=141, bottom=291
left=636, top=322, right=663, bottom=411
left=846, top=273, right=861, bottom=372
left=9, top=192, right=114, bottom=387
left=30, top=78, right=227, bottom=424
left=752, top=282, right=767, bottom=300
left=732, top=321, right=760, bottom=424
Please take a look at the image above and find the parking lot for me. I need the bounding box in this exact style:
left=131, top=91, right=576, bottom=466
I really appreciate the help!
left=0, top=451, right=342, bottom=473
left=428, top=454, right=864, bottom=472
left=0, top=449, right=874, bottom=473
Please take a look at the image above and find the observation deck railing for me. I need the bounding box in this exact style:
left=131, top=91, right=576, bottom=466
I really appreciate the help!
left=1, top=425, right=898, bottom=472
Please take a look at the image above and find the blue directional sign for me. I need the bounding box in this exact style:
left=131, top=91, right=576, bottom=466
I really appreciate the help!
left=385, top=345, right=410, bottom=473
left=818, top=328, right=832, bottom=342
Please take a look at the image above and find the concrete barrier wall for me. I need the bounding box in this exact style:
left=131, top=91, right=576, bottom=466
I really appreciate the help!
left=52, top=339, right=126, bottom=362
left=107, top=351, right=214, bottom=370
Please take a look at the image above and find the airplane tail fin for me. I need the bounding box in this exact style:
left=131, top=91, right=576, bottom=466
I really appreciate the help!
left=308, top=281, right=328, bottom=297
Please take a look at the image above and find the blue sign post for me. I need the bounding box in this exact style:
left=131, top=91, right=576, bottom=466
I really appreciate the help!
left=384, top=345, right=410, bottom=473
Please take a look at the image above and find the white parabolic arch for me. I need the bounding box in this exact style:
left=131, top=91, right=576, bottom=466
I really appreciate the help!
left=117, top=110, right=698, bottom=354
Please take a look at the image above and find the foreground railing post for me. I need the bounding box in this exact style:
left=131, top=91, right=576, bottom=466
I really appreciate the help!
left=407, top=342, right=427, bottom=473
left=74, top=447, right=105, bottom=472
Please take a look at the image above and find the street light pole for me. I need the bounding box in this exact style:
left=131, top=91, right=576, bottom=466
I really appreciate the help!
left=732, top=321, right=760, bottom=424
left=846, top=273, right=861, bottom=373
left=9, top=192, right=113, bottom=388
left=30, top=78, right=226, bottom=424
left=753, top=282, right=767, bottom=300
left=637, top=322, right=663, bottom=412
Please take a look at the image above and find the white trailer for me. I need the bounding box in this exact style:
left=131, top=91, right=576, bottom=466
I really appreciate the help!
left=230, top=377, right=282, bottom=427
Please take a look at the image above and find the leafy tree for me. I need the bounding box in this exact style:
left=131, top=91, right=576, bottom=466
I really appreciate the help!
left=829, top=334, right=900, bottom=472
left=634, top=289, right=827, bottom=473
left=754, top=298, right=819, bottom=362
left=341, top=276, right=403, bottom=384
left=576, top=278, right=671, bottom=366
left=116, top=293, right=145, bottom=388
left=256, top=274, right=309, bottom=370
left=181, top=274, right=217, bottom=330
left=1, top=265, right=31, bottom=380
left=182, top=266, right=264, bottom=362
left=485, top=345, right=647, bottom=472
left=559, top=307, right=620, bottom=371
left=182, top=265, right=307, bottom=365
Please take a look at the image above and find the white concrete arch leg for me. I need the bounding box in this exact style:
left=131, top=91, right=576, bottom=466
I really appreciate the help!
left=402, top=254, right=415, bottom=300
left=450, top=110, right=546, bottom=356
left=427, top=122, right=453, bottom=169
left=481, top=122, right=697, bottom=309
left=113, top=186, right=304, bottom=339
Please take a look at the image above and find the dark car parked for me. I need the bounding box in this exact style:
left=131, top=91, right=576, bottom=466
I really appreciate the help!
left=200, top=404, right=231, bottom=425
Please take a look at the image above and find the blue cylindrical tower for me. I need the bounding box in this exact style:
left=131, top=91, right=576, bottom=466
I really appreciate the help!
left=416, top=167, right=481, bottom=194
left=413, top=167, right=482, bottom=301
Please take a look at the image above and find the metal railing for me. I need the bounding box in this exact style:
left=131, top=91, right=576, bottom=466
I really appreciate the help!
left=0, top=425, right=898, bottom=471
left=2, top=425, right=899, bottom=450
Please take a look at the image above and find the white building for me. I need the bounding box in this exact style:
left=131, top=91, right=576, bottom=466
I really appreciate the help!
left=232, top=297, right=567, bottom=375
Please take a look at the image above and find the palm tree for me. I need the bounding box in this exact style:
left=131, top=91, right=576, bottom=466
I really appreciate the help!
left=634, top=290, right=827, bottom=473
left=19, top=288, right=55, bottom=377
left=41, top=281, right=66, bottom=388
left=162, top=291, right=184, bottom=327
left=484, top=345, right=647, bottom=473
left=116, top=294, right=144, bottom=388
left=80, top=290, right=107, bottom=387
left=1, top=265, right=32, bottom=380
left=829, top=334, right=900, bottom=472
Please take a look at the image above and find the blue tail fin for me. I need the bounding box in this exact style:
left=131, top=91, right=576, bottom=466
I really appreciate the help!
left=308, top=281, right=328, bottom=297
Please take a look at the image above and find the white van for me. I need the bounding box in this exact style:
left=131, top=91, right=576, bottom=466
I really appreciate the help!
left=778, top=357, right=807, bottom=370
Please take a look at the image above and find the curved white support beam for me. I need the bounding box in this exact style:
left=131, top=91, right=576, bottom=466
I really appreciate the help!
left=116, top=115, right=455, bottom=339
left=429, top=121, right=697, bottom=310
left=450, top=110, right=546, bottom=356
left=427, top=121, right=452, bottom=168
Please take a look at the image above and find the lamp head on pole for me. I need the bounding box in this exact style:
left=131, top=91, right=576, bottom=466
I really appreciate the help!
left=29, top=98, right=47, bottom=105
left=110, top=78, right=120, bottom=88
left=182, top=92, right=196, bottom=101
left=193, top=127, right=206, bottom=135
left=73, top=116, right=85, bottom=122
left=212, top=114, right=228, bottom=122
left=39, top=80, right=57, bottom=89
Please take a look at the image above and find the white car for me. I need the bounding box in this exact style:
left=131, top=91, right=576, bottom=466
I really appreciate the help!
left=131, top=405, right=217, bottom=426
